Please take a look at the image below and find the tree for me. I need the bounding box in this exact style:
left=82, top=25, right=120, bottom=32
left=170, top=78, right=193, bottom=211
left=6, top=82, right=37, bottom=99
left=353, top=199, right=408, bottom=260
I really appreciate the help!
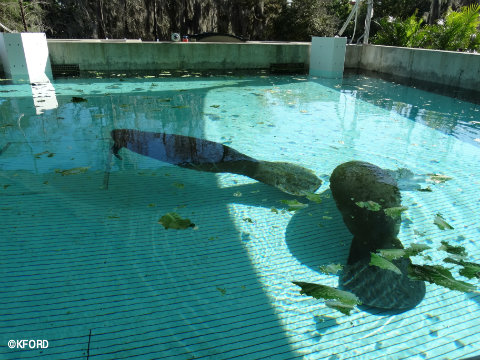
left=0, top=0, right=45, bottom=32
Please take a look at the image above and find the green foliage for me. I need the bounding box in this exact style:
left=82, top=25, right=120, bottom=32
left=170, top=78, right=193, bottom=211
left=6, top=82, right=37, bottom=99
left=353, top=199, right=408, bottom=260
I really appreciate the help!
left=0, top=0, right=45, bottom=32
left=423, top=4, right=480, bottom=51
left=273, top=0, right=352, bottom=41
left=372, top=12, right=426, bottom=47
left=373, top=5, right=480, bottom=52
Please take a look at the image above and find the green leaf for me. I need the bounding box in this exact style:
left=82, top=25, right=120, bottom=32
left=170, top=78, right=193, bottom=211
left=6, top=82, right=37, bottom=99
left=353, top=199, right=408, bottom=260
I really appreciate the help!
left=439, top=241, right=466, bottom=257
left=270, top=207, right=279, bottom=214
left=418, top=186, right=433, bottom=192
left=434, top=214, right=454, bottom=230
left=172, top=182, right=184, bottom=189
left=408, top=264, right=476, bottom=293
left=427, top=173, right=452, bottom=183
left=444, top=257, right=480, bottom=279
left=319, top=263, right=343, bottom=275
left=292, top=281, right=361, bottom=307
left=325, top=300, right=355, bottom=315
left=304, top=192, right=322, bottom=204
left=355, top=200, right=381, bottom=211
left=384, top=206, right=408, bottom=219
left=55, top=167, right=90, bottom=176
left=369, top=253, right=402, bottom=275
left=280, top=199, right=308, bottom=212
left=243, top=217, right=253, bottom=223
left=377, top=244, right=431, bottom=261
left=158, top=212, right=194, bottom=230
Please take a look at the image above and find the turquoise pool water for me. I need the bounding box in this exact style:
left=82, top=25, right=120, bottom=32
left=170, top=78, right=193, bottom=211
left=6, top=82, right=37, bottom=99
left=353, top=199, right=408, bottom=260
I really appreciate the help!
left=1, top=73, right=479, bottom=359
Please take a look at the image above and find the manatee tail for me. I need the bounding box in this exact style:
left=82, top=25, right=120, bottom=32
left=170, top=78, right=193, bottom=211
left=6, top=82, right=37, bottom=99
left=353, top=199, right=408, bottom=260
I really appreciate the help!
left=340, top=256, right=425, bottom=310
left=252, top=161, right=322, bottom=196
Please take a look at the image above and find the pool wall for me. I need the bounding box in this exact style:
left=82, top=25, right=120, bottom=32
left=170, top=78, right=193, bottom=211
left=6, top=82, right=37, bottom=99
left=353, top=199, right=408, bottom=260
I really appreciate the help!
left=345, top=44, right=480, bottom=93
left=46, top=39, right=309, bottom=74
left=45, top=40, right=480, bottom=93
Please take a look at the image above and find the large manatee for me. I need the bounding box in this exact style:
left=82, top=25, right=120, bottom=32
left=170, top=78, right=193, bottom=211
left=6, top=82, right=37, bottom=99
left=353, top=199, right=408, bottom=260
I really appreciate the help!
left=330, top=161, right=425, bottom=310
left=110, top=129, right=322, bottom=196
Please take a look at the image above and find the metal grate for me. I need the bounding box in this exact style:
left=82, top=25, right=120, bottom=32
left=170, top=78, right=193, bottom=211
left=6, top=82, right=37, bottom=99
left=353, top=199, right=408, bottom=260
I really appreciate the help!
left=51, top=63, right=80, bottom=77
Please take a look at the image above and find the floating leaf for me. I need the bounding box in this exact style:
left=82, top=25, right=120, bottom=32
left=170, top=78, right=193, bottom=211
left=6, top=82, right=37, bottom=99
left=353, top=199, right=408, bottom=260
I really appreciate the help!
left=325, top=300, right=355, bottom=315
left=280, top=199, right=308, bottom=212
left=384, top=206, right=408, bottom=219
left=319, top=263, right=343, bottom=275
left=370, top=253, right=402, bottom=275
left=270, top=207, right=279, bottom=214
left=434, top=214, right=454, bottom=230
left=418, top=186, right=433, bottom=192
left=305, top=192, right=322, bottom=204
left=55, top=167, right=90, bottom=176
left=377, top=244, right=431, bottom=261
left=171, top=105, right=189, bottom=109
left=172, top=182, right=184, bottom=189
left=210, top=105, right=220, bottom=108
left=355, top=200, right=381, bottom=211
left=243, top=217, right=253, bottom=223
left=293, top=282, right=361, bottom=315
left=71, top=96, right=87, bottom=103
left=439, top=241, right=466, bottom=257
left=427, top=174, right=452, bottom=183
left=158, top=212, right=194, bottom=230
left=408, top=264, right=476, bottom=293
left=444, top=258, right=480, bottom=279
left=233, top=191, right=242, bottom=197
left=217, top=287, right=226, bottom=295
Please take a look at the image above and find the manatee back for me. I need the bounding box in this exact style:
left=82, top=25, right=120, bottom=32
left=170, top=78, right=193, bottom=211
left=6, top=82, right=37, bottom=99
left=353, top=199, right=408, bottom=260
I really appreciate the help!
left=330, top=161, right=401, bottom=242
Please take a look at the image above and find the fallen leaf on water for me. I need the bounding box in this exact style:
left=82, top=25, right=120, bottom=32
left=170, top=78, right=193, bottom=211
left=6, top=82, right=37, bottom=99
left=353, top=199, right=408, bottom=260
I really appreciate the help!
left=355, top=200, right=381, bottom=211
left=55, top=167, right=90, bottom=176
left=427, top=174, right=452, bottom=183
left=369, top=253, right=402, bottom=275
left=408, top=264, right=475, bottom=293
left=319, top=263, right=343, bottom=275
left=438, top=240, right=466, bottom=257
left=158, top=212, right=194, bottom=230
left=434, top=214, right=454, bottom=230
left=280, top=199, right=308, bottom=212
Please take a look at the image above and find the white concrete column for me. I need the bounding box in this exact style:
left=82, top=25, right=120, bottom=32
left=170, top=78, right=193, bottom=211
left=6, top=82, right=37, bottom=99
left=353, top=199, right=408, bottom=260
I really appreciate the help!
left=0, top=33, right=53, bottom=84
left=309, top=37, right=347, bottom=78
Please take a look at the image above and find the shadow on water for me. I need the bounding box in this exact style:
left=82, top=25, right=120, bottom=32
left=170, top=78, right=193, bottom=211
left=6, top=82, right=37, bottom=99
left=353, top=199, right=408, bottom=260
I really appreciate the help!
left=0, top=76, right=311, bottom=359
left=284, top=190, right=351, bottom=272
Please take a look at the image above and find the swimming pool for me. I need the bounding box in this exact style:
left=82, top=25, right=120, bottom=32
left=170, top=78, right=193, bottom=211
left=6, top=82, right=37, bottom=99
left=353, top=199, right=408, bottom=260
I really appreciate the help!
left=1, top=72, right=479, bottom=359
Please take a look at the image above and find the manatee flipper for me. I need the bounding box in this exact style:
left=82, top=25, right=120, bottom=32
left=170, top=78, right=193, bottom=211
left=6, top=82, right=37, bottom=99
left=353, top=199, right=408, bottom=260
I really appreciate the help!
left=110, top=129, right=322, bottom=195
left=330, top=161, right=425, bottom=310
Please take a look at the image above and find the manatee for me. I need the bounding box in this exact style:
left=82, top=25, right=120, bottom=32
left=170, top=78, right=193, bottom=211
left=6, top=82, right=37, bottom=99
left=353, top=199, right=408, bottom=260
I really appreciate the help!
left=110, top=129, right=322, bottom=196
left=330, top=161, right=425, bottom=310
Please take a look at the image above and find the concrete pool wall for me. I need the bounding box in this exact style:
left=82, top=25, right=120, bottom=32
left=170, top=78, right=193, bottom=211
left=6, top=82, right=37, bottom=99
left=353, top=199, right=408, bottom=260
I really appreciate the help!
left=36, top=39, right=480, bottom=94
left=345, top=44, right=480, bottom=94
